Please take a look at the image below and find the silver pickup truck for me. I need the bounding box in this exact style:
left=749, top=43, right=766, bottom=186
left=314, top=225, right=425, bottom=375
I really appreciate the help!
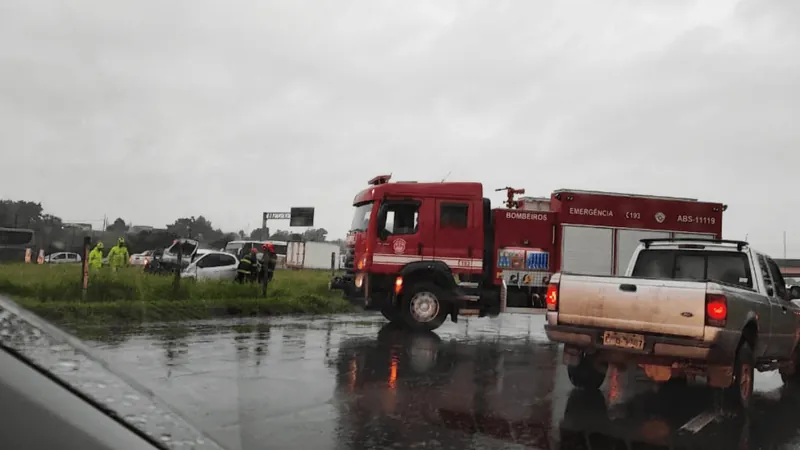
left=544, top=238, right=800, bottom=409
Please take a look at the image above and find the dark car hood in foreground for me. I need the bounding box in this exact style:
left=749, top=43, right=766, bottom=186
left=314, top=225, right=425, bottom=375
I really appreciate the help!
left=0, top=294, right=227, bottom=450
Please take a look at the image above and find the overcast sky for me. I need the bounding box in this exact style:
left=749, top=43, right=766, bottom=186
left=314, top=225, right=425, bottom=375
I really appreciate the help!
left=1, top=0, right=798, bottom=254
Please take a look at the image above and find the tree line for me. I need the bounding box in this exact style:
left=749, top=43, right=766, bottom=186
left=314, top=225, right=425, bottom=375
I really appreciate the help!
left=1, top=200, right=338, bottom=254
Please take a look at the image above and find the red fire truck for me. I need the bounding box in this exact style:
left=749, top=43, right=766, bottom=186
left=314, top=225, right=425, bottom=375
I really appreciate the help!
left=329, top=174, right=726, bottom=331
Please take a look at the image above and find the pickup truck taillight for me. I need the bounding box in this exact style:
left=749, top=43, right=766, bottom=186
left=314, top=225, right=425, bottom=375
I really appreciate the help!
left=705, top=293, right=727, bottom=327
left=546, top=282, right=559, bottom=311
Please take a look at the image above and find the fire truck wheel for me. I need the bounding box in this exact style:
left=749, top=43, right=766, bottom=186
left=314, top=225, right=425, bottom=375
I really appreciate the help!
left=401, top=282, right=449, bottom=331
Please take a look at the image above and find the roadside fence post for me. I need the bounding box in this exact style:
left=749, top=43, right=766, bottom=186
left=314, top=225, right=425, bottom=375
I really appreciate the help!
left=81, top=236, right=91, bottom=301
left=173, top=243, right=183, bottom=295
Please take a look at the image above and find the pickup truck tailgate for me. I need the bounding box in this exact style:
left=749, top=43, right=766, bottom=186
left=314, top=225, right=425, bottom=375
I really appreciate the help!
left=557, top=275, right=708, bottom=339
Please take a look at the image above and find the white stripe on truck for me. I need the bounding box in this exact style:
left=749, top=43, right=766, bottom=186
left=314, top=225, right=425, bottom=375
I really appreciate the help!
left=371, top=254, right=483, bottom=269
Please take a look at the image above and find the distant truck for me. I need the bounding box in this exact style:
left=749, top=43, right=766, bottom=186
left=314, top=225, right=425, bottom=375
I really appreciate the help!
left=286, top=241, right=340, bottom=270
left=0, top=227, right=35, bottom=262
left=544, top=238, right=800, bottom=409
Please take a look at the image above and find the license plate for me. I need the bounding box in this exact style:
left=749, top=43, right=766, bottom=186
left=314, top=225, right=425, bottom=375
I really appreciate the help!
left=602, top=331, right=645, bottom=350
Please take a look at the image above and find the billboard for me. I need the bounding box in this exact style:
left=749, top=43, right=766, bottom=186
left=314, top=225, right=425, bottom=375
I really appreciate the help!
left=290, top=207, right=315, bottom=227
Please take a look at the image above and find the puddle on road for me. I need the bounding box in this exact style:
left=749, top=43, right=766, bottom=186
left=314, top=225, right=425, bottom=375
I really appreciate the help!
left=47, top=313, right=800, bottom=450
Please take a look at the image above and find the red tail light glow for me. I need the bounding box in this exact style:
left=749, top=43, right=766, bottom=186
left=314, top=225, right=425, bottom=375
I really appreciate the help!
left=705, top=293, right=727, bottom=326
left=546, top=283, right=559, bottom=311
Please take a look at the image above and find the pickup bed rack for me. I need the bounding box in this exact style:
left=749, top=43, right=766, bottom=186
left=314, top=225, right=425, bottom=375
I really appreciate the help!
left=640, top=238, right=749, bottom=251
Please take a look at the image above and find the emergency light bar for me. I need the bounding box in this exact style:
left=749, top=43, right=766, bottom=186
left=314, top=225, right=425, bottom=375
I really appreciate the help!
left=368, top=174, right=392, bottom=186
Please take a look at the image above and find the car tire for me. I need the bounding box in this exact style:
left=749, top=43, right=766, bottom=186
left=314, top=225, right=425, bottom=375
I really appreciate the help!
left=400, top=282, right=449, bottom=332
left=567, top=355, right=608, bottom=390
left=780, top=345, right=800, bottom=384
left=726, top=341, right=755, bottom=410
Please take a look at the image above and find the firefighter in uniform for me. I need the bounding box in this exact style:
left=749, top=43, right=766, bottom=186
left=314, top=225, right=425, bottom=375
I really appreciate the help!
left=257, top=243, right=278, bottom=295
left=259, top=243, right=277, bottom=282
left=236, top=248, right=259, bottom=283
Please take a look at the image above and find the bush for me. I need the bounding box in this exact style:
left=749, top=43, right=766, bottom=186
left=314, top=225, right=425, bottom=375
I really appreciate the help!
left=0, top=264, right=354, bottom=323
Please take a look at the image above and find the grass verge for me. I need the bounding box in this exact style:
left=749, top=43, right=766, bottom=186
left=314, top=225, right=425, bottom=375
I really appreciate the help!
left=0, top=264, right=354, bottom=323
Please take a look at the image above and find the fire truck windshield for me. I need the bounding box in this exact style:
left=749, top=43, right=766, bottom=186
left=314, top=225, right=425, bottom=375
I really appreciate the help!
left=350, top=202, right=373, bottom=232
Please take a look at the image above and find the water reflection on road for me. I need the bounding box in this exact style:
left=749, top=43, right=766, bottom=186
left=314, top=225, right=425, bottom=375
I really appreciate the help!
left=68, top=314, right=800, bottom=450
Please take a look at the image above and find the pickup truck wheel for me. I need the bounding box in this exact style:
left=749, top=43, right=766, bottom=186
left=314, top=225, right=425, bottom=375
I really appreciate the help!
left=400, top=282, right=448, bottom=332
left=780, top=346, right=800, bottom=384
left=726, top=341, right=755, bottom=410
left=567, top=356, right=608, bottom=390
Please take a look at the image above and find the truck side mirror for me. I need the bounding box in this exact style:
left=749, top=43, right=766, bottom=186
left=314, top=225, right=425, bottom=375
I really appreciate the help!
left=767, top=286, right=774, bottom=297
left=378, top=228, right=389, bottom=241
left=791, top=286, right=800, bottom=300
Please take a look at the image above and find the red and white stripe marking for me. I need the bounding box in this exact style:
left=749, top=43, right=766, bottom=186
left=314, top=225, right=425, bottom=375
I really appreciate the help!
left=371, top=254, right=483, bottom=270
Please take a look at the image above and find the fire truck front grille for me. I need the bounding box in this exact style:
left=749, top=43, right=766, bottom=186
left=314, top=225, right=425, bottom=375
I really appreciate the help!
left=343, top=248, right=355, bottom=275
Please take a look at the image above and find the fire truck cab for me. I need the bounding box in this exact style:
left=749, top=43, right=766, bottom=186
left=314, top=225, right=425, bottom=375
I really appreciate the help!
left=331, top=175, right=725, bottom=332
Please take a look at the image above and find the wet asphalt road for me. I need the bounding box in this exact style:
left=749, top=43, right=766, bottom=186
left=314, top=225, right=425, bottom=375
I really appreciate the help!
left=74, top=313, right=800, bottom=450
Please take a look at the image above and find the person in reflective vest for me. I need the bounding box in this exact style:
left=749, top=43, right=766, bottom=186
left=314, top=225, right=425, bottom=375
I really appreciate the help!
left=236, top=248, right=258, bottom=283
left=108, top=237, right=129, bottom=271
left=88, top=242, right=104, bottom=270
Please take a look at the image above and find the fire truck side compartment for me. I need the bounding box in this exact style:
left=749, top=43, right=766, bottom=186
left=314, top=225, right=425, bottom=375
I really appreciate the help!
left=550, top=190, right=723, bottom=277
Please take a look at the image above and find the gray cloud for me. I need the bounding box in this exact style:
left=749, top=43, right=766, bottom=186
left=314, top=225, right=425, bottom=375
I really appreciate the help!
left=1, top=0, right=798, bottom=255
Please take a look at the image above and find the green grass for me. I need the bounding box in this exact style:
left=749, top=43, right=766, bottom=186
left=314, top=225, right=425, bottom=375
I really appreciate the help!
left=0, top=264, right=354, bottom=323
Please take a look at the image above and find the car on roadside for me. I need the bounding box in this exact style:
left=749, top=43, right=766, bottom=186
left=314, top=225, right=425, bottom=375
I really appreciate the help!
left=44, top=252, right=82, bottom=264
left=544, top=238, right=800, bottom=410
left=180, top=249, right=239, bottom=281
left=786, top=277, right=800, bottom=301
left=160, top=238, right=201, bottom=270
left=129, top=249, right=154, bottom=266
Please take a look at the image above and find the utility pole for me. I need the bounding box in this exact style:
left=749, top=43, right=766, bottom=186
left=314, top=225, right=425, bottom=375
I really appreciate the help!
left=784, top=231, right=787, bottom=259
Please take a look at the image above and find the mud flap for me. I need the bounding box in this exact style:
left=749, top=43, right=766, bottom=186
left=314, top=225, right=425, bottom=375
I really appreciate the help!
left=707, top=365, right=734, bottom=388
left=449, top=289, right=463, bottom=323
left=450, top=307, right=459, bottom=323
left=642, top=365, right=672, bottom=382
left=562, top=346, right=583, bottom=367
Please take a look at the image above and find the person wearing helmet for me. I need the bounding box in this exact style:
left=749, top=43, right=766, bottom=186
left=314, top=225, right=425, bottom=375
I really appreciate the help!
left=108, top=237, right=130, bottom=271
left=257, top=243, right=278, bottom=292
left=88, top=242, right=105, bottom=270
left=236, top=247, right=259, bottom=283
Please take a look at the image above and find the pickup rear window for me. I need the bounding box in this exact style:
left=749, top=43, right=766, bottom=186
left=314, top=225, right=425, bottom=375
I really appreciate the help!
left=631, top=249, right=753, bottom=289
